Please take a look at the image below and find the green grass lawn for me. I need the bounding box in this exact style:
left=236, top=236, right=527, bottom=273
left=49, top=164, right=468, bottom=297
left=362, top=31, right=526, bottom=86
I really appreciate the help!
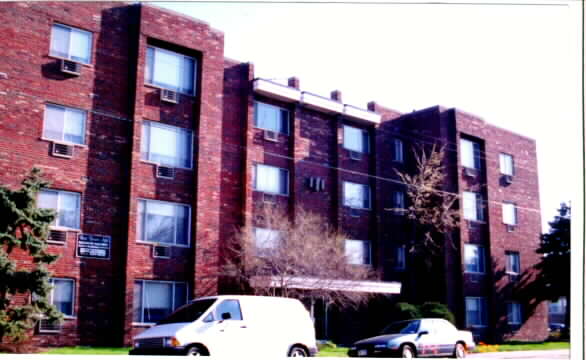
left=317, top=346, right=349, bottom=357
left=42, top=346, right=131, bottom=355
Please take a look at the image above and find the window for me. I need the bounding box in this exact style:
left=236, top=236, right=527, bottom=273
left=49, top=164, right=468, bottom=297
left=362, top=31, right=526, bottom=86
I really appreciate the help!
left=391, top=190, right=405, bottom=211
left=141, top=121, right=193, bottom=168
left=506, top=251, right=520, bottom=275
left=502, top=203, right=517, bottom=225
left=460, top=138, right=481, bottom=169
left=145, top=46, right=196, bottom=95
left=343, top=182, right=371, bottom=209
left=464, top=244, right=485, bottom=273
left=38, top=190, right=81, bottom=229
left=253, top=164, right=289, bottom=196
left=507, top=302, right=522, bottom=325
left=215, top=299, right=243, bottom=321
left=549, top=297, right=567, bottom=315
left=50, top=24, right=92, bottom=64
left=48, top=278, right=75, bottom=317
left=254, top=102, right=289, bottom=134
left=133, top=280, right=187, bottom=323
left=465, top=297, right=487, bottom=327
left=345, top=239, right=371, bottom=265
left=499, top=153, right=514, bottom=176
left=137, top=199, right=191, bottom=246
left=253, top=227, right=280, bottom=252
left=43, top=104, right=87, bottom=145
left=392, top=138, right=404, bottom=163
left=394, top=245, right=406, bottom=270
left=343, top=125, right=369, bottom=153
left=463, top=191, right=484, bottom=221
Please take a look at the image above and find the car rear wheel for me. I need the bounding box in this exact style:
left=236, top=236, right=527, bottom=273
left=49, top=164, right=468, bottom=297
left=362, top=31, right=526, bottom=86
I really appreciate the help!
left=288, top=346, right=308, bottom=357
left=453, top=343, right=466, bottom=358
left=400, top=344, right=416, bottom=358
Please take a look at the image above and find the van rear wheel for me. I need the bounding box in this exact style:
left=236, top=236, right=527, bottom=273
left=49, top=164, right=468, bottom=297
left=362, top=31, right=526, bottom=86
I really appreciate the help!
left=288, top=346, right=308, bottom=357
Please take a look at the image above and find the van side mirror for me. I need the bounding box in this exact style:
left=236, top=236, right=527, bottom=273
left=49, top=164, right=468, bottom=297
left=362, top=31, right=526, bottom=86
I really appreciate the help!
left=221, top=312, right=232, bottom=320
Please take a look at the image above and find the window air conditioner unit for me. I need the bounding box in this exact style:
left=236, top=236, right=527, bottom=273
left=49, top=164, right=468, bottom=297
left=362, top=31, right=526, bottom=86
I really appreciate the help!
left=160, top=89, right=179, bottom=104
left=48, top=229, right=67, bottom=243
left=38, top=318, right=62, bottom=333
left=264, top=130, right=279, bottom=142
left=349, top=150, right=362, bottom=161
left=463, top=167, right=478, bottom=177
left=156, top=165, right=175, bottom=179
left=506, top=224, right=516, bottom=232
left=152, top=245, right=171, bottom=259
left=349, top=208, right=360, bottom=217
left=503, top=175, right=514, bottom=184
left=60, top=59, right=81, bottom=76
left=263, top=193, right=276, bottom=204
left=51, top=142, right=74, bottom=159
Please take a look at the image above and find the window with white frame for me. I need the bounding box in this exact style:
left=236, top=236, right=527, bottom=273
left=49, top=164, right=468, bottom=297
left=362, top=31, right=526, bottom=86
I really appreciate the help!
left=502, top=202, right=517, bottom=225
left=465, top=297, right=487, bottom=327
left=464, top=244, right=485, bottom=273
left=549, top=297, right=567, bottom=315
left=43, top=104, right=87, bottom=145
left=392, top=138, right=404, bottom=163
left=499, top=153, right=514, bottom=176
left=141, top=121, right=193, bottom=168
left=507, top=302, right=522, bottom=325
left=253, top=164, right=289, bottom=196
left=133, top=280, right=187, bottom=323
left=50, top=23, right=92, bottom=64
left=463, top=191, right=484, bottom=221
left=38, top=189, right=81, bottom=229
left=506, top=251, right=520, bottom=275
left=460, top=138, right=481, bottom=169
left=48, top=278, right=75, bottom=317
left=145, top=46, right=196, bottom=95
left=391, top=190, right=405, bottom=211
left=343, top=125, right=369, bottom=153
left=137, top=199, right=191, bottom=246
left=254, top=102, right=289, bottom=134
left=345, top=239, right=371, bottom=265
left=343, top=182, right=371, bottom=209
left=253, top=227, right=280, bottom=252
left=394, top=245, right=406, bottom=270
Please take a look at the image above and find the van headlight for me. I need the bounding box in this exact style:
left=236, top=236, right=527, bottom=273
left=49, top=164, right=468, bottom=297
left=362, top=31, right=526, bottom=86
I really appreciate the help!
left=164, top=337, right=181, bottom=348
left=133, top=341, right=140, bottom=348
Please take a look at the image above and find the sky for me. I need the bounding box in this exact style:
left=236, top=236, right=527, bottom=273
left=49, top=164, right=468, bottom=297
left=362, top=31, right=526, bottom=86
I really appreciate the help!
left=156, top=0, right=582, bottom=232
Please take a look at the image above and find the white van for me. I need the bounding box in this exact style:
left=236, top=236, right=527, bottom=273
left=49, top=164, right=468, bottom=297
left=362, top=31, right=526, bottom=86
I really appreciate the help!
left=129, top=295, right=318, bottom=357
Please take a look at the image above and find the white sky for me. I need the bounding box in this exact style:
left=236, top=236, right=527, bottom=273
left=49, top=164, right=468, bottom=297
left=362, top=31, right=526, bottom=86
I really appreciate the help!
left=155, top=0, right=582, bottom=232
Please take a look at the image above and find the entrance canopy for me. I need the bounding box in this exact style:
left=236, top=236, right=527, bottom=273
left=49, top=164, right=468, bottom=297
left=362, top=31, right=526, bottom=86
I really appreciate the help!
left=251, top=276, right=401, bottom=294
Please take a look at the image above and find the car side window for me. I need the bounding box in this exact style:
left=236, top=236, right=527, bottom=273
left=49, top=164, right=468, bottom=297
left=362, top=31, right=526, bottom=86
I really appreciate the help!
left=215, top=300, right=243, bottom=321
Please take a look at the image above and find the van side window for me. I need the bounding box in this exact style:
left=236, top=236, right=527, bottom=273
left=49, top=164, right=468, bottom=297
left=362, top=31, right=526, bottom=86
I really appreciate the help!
left=215, top=300, right=243, bottom=321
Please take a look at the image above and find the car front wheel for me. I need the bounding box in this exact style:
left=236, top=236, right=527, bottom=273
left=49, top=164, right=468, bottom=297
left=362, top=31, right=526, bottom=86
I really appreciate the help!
left=185, top=345, right=206, bottom=356
left=453, top=343, right=466, bottom=358
left=400, top=344, right=416, bottom=358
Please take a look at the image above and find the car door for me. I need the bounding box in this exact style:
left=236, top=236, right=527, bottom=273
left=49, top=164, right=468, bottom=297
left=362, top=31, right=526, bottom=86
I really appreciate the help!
left=415, top=319, right=439, bottom=357
left=433, top=319, right=457, bottom=356
left=210, top=299, right=249, bottom=357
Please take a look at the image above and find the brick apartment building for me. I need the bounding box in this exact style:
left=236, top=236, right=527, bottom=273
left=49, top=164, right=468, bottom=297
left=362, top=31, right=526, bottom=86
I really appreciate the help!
left=0, top=2, right=548, bottom=347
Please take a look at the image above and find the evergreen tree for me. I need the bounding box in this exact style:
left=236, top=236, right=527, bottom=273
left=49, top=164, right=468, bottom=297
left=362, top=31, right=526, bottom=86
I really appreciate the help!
left=0, top=169, right=61, bottom=344
left=535, top=203, right=571, bottom=336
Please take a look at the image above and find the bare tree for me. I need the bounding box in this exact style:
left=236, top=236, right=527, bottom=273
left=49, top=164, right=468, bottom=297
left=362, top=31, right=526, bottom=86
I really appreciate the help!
left=223, top=206, right=377, bottom=309
left=393, top=144, right=460, bottom=263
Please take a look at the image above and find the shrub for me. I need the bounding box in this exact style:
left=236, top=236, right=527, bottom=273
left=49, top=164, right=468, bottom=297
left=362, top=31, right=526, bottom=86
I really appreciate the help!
left=419, top=302, right=456, bottom=324
left=394, top=302, right=422, bottom=321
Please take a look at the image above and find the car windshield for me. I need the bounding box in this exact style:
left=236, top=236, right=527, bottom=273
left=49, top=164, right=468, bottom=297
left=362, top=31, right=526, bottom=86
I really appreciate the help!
left=157, top=299, right=217, bottom=325
left=380, top=320, right=421, bottom=335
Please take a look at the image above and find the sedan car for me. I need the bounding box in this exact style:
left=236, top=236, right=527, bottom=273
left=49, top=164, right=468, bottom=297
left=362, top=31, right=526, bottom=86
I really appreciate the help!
left=347, top=318, right=475, bottom=358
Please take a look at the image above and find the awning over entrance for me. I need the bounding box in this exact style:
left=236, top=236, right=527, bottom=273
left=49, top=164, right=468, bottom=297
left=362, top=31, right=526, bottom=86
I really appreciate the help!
left=251, top=276, right=401, bottom=294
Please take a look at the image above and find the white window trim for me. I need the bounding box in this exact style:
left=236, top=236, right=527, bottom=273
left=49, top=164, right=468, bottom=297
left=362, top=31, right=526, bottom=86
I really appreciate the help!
left=253, top=164, right=289, bottom=196
left=343, top=125, right=369, bottom=153
left=253, top=227, right=281, bottom=252
left=502, top=202, right=518, bottom=226
left=145, top=45, right=197, bottom=96
left=392, top=138, right=404, bottom=163
left=254, top=101, right=289, bottom=134
left=141, top=120, right=194, bottom=169
left=464, top=244, right=485, bottom=274
left=505, top=251, right=521, bottom=275
left=48, top=278, right=76, bottom=318
left=40, top=189, right=82, bottom=231
left=463, top=191, right=484, bottom=222
left=460, top=138, right=481, bottom=170
left=50, top=23, right=93, bottom=64
left=42, top=103, right=88, bottom=146
left=137, top=198, right=192, bottom=247
left=345, top=239, right=372, bottom=266
left=507, top=302, right=522, bottom=325
left=343, top=181, right=371, bottom=210
left=499, top=153, right=514, bottom=176
left=465, top=297, right=488, bottom=328
left=133, top=279, right=188, bottom=325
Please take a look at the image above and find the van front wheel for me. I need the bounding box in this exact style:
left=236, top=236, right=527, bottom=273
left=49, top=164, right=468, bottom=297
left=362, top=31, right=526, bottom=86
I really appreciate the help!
left=288, top=346, right=308, bottom=357
left=185, top=345, right=206, bottom=356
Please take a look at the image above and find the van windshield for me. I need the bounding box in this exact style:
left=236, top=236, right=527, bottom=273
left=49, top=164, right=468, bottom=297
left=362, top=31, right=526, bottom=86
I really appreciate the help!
left=157, top=299, right=217, bottom=325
